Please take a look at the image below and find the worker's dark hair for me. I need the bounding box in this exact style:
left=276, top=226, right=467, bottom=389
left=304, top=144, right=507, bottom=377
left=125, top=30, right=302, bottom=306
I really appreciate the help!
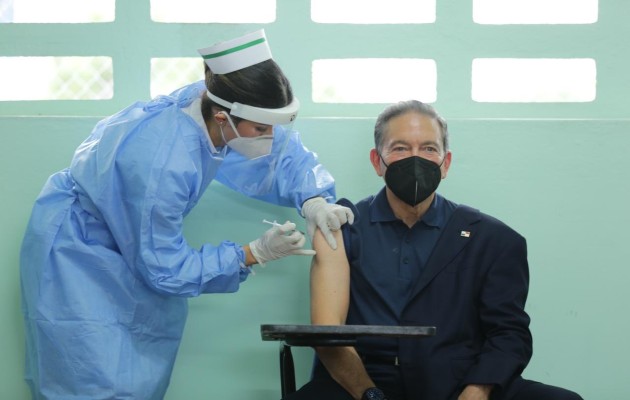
left=201, top=60, right=294, bottom=124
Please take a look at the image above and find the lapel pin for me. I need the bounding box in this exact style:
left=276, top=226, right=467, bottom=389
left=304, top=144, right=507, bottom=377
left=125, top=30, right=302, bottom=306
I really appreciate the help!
left=460, top=231, right=471, bottom=238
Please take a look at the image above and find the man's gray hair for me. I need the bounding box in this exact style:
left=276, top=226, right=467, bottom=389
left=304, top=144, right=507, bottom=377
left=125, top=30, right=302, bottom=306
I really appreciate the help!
left=374, top=100, right=449, bottom=153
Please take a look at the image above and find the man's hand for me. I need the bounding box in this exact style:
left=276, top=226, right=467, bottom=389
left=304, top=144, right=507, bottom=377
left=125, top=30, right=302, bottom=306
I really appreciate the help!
left=458, top=384, right=493, bottom=400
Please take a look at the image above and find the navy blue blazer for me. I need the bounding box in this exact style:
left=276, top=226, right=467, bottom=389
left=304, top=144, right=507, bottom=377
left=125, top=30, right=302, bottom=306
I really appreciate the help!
left=330, top=194, right=533, bottom=400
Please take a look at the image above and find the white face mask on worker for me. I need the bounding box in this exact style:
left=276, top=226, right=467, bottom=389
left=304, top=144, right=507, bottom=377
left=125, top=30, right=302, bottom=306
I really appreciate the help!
left=220, top=112, right=273, bottom=159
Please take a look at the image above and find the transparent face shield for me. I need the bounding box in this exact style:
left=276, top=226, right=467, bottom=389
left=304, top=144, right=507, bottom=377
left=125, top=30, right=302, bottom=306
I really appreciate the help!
left=209, top=90, right=299, bottom=158
left=216, top=124, right=295, bottom=197
left=209, top=91, right=299, bottom=196
left=217, top=112, right=274, bottom=159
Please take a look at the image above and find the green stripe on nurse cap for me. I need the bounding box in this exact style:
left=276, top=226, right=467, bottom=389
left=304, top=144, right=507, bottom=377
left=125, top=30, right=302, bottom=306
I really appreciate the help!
left=198, top=29, right=273, bottom=74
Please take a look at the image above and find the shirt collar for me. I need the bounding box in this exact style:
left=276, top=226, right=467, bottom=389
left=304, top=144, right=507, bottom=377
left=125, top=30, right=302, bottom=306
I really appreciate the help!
left=369, top=187, right=447, bottom=229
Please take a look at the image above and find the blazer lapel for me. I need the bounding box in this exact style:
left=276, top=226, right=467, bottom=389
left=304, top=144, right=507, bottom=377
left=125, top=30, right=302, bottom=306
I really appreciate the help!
left=407, top=205, right=481, bottom=302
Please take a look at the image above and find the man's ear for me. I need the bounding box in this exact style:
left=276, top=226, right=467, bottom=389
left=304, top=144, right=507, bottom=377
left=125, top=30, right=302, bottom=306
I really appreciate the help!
left=441, top=151, right=452, bottom=179
left=370, top=148, right=384, bottom=177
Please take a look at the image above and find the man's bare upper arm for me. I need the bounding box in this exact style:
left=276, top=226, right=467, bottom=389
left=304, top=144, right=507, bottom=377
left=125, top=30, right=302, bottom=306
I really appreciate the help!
left=310, top=228, right=350, bottom=326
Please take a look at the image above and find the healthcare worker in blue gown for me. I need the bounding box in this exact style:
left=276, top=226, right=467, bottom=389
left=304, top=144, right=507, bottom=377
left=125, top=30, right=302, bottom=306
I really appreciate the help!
left=19, top=29, right=353, bottom=399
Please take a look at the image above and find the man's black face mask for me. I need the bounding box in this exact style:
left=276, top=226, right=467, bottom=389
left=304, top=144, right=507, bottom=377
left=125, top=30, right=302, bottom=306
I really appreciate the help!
left=381, top=155, right=443, bottom=207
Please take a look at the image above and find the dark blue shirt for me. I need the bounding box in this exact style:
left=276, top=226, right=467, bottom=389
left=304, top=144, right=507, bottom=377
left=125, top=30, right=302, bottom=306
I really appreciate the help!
left=339, top=188, right=457, bottom=354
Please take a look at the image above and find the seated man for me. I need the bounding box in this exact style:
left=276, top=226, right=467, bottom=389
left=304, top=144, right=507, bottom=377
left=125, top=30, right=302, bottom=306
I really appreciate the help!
left=286, top=101, right=583, bottom=400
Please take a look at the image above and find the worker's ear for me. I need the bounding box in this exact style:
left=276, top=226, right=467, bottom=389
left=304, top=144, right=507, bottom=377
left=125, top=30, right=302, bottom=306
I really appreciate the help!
left=212, top=108, right=228, bottom=125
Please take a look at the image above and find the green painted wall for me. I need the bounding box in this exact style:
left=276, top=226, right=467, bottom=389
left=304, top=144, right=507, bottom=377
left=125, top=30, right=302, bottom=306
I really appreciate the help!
left=1, top=1, right=629, bottom=399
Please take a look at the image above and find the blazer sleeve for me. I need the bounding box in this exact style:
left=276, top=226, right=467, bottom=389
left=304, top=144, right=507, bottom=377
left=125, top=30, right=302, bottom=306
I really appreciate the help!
left=461, top=229, right=533, bottom=389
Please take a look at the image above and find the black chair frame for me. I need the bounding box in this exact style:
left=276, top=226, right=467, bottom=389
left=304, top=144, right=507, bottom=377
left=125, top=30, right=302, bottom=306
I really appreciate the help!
left=261, top=324, right=436, bottom=398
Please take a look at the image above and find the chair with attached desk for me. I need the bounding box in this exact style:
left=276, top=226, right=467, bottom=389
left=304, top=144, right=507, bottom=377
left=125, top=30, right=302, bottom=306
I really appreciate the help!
left=260, top=324, right=436, bottom=398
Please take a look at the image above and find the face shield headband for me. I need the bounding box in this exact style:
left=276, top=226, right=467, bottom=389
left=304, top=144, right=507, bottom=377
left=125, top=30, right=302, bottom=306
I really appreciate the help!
left=206, top=91, right=299, bottom=126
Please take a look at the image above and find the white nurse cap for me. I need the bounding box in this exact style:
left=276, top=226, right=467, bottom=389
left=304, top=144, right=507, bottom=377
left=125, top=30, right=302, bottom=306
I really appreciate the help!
left=198, top=29, right=272, bottom=74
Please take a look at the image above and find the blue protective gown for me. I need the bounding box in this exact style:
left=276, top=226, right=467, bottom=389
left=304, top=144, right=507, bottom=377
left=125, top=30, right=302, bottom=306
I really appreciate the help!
left=20, top=81, right=336, bottom=399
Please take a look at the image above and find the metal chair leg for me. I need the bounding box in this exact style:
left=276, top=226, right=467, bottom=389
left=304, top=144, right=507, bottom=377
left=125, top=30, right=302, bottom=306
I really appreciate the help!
left=279, top=341, right=296, bottom=398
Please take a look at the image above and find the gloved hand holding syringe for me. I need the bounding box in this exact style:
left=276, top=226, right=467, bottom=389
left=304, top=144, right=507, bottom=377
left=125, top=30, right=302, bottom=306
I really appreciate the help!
left=262, top=219, right=306, bottom=235
left=248, top=219, right=315, bottom=265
